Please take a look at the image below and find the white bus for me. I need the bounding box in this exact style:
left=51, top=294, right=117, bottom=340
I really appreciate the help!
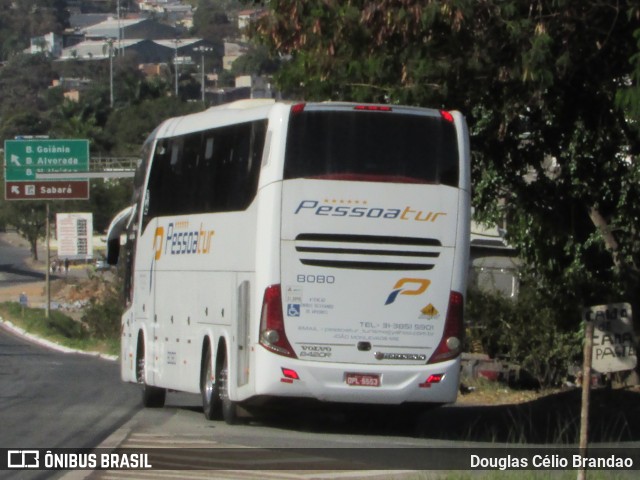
left=107, top=99, right=471, bottom=424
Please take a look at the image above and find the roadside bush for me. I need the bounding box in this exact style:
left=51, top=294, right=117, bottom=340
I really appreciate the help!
left=465, top=286, right=583, bottom=388
left=0, top=302, right=88, bottom=341
left=81, top=273, right=123, bottom=341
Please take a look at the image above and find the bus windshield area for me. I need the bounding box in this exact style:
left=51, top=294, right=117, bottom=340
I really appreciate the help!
left=283, top=109, right=459, bottom=187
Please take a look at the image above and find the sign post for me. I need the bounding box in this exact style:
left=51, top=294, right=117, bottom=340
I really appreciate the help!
left=578, top=303, right=636, bottom=480
left=588, top=303, right=636, bottom=374
left=3, top=138, right=90, bottom=317
left=45, top=204, right=50, bottom=319
left=577, top=318, right=594, bottom=480
left=4, top=139, right=90, bottom=200
left=56, top=213, right=93, bottom=262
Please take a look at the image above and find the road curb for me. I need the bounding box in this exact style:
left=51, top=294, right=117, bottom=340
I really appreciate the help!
left=0, top=316, right=118, bottom=362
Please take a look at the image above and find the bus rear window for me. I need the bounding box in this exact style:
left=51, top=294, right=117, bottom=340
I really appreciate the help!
left=284, top=110, right=459, bottom=186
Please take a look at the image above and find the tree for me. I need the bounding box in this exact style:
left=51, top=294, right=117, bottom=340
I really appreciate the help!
left=192, top=0, right=240, bottom=43
left=103, top=97, right=201, bottom=155
left=254, top=0, right=640, bottom=305
left=0, top=0, right=69, bottom=59
left=230, top=45, right=280, bottom=76
left=3, top=202, right=48, bottom=261
left=0, top=53, right=57, bottom=139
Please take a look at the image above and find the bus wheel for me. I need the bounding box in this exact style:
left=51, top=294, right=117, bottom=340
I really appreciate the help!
left=219, top=356, right=239, bottom=425
left=137, top=339, right=166, bottom=408
left=201, top=346, right=221, bottom=420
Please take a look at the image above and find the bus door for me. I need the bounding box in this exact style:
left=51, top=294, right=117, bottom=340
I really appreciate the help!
left=236, top=279, right=251, bottom=387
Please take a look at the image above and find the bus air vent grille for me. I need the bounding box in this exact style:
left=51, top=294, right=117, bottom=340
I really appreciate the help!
left=294, top=234, right=441, bottom=271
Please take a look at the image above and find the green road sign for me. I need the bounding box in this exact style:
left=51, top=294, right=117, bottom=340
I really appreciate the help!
left=4, top=139, right=89, bottom=181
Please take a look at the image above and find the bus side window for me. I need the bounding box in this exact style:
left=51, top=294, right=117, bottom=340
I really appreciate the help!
left=181, top=132, right=203, bottom=213
left=212, top=121, right=266, bottom=212
left=142, top=120, right=267, bottom=224
left=194, top=136, right=216, bottom=212
left=142, top=139, right=169, bottom=231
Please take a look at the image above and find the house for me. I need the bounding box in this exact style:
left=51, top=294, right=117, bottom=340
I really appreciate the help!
left=57, top=37, right=216, bottom=66
left=237, top=9, right=265, bottom=30
left=58, top=39, right=175, bottom=64
left=69, top=13, right=112, bottom=31
left=138, top=0, right=186, bottom=13
left=82, top=17, right=179, bottom=41
left=222, top=41, right=248, bottom=70
left=30, top=32, right=63, bottom=58
left=469, top=222, right=521, bottom=298
left=237, top=9, right=266, bottom=41
left=154, top=38, right=220, bottom=59
left=138, top=0, right=194, bottom=28
left=50, top=77, right=93, bottom=102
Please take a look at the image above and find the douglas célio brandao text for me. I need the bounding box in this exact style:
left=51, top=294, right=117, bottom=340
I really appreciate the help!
left=470, top=453, right=634, bottom=470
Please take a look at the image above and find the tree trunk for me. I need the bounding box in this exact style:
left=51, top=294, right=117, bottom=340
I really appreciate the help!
left=588, top=206, right=620, bottom=267
left=30, top=238, right=38, bottom=261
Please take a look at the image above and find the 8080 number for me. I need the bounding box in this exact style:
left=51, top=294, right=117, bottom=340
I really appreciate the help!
left=297, top=275, right=336, bottom=284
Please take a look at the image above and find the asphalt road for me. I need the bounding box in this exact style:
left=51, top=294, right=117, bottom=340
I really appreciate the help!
left=2, top=234, right=639, bottom=479
left=0, top=234, right=43, bottom=286
left=0, top=326, right=141, bottom=479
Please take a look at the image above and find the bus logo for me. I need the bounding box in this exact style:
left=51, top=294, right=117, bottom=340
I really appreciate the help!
left=385, top=278, right=431, bottom=305
left=294, top=200, right=447, bottom=222
left=7, top=450, right=39, bottom=469
left=152, top=222, right=215, bottom=261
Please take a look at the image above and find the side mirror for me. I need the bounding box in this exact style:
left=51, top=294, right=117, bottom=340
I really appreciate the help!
left=106, top=238, right=120, bottom=265
left=106, top=206, right=135, bottom=266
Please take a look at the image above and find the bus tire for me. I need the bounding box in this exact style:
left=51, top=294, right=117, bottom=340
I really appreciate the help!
left=142, top=384, right=166, bottom=408
left=219, top=355, right=239, bottom=425
left=137, top=336, right=166, bottom=408
left=201, top=345, right=221, bottom=420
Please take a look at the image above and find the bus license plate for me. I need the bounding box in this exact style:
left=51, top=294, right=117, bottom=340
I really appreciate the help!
left=345, top=373, right=380, bottom=387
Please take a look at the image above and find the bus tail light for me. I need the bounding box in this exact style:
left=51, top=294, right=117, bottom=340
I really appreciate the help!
left=354, top=105, right=393, bottom=112
left=440, top=110, right=454, bottom=123
left=259, top=285, right=297, bottom=358
left=281, top=367, right=300, bottom=383
left=419, top=373, right=445, bottom=388
left=291, top=103, right=306, bottom=114
left=427, top=291, right=463, bottom=364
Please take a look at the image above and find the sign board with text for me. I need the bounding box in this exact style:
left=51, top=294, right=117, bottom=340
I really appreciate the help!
left=4, top=139, right=89, bottom=200
left=584, top=303, right=636, bottom=374
left=6, top=181, right=89, bottom=200
left=56, top=213, right=93, bottom=260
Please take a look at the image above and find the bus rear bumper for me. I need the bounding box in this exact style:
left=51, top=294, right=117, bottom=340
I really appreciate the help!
left=252, top=348, right=460, bottom=405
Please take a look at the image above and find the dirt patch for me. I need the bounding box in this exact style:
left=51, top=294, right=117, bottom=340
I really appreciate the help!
left=0, top=276, right=113, bottom=321
left=50, top=277, right=111, bottom=304
left=418, top=386, right=640, bottom=443
left=0, top=281, right=45, bottom=305
left=456, top=384, right=553, bottom=406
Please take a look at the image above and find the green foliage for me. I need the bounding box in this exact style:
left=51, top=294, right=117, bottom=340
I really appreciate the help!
left=0, top=1, right=69, bottom=59
left=0, top=43, right=205, bottom=249
left=85, top=179, right=134, bottom=233
left=0, top=53, right=58, bottom=140
left=103, top=97, right=201, bottom=155
left=0, top=202, right=48, bottom=260
left=192, top=0, right=241, bottom=42
left=0, top=303, right=88, bottom=344
left=466, top=286, right=583, bottom=387
left=254, top=0, right=640, bottom=302
left=81, top=274, right=123, bottom=341
left=0, top=300, right=119, bottom=356
left=230, top=45, right=281, bottom=76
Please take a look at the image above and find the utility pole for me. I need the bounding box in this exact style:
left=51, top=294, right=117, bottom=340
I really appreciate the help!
left=107, top=39, right=114, bottom=107
left=45, top=203, right=50, bottom=319
left=174, top=38, right=181, bottom=97
left=194, top=45, right=212, bottom=103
